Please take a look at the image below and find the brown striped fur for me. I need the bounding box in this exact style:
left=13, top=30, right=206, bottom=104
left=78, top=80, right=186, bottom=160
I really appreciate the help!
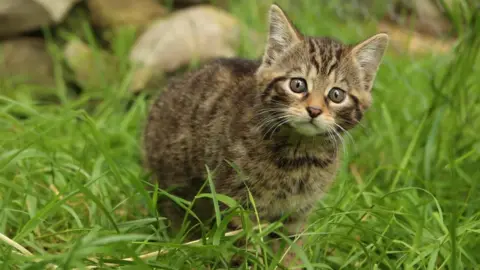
left=143, top=4, right=388, bottom=263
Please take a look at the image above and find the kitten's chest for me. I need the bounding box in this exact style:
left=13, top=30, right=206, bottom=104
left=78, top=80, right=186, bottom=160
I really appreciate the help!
left=243, top=155, right=339, bottom=219
left=219, top=133, right=340, bottom=219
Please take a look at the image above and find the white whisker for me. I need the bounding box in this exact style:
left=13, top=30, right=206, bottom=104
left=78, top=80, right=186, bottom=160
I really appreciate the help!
left=256, top=114, right=289, bottom=132
left=334, top=123, right=355, bottom=146
left=331, top=126, right=347, bottom=156
left=326, top=127, right=338, bottom=152
left=268, top=118, right=292, bottom=139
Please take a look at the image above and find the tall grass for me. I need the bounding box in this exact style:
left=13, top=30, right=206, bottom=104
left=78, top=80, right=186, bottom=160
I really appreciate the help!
left=1, top=0, right=479, bottom=269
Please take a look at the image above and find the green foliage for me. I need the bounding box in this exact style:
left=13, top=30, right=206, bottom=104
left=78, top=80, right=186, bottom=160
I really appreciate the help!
left=1, top=0, right=479, bottom=269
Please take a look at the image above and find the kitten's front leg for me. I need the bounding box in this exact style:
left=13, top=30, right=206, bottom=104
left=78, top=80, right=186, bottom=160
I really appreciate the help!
left=228, top=212, right=308, bottom=268
left=271, top=220, right=307, bottom=268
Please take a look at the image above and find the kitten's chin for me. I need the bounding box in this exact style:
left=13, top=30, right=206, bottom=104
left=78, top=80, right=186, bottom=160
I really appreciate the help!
left=290, top=122, right=327, bottom=136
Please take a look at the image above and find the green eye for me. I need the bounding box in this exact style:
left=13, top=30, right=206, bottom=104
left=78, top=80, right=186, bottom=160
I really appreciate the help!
left=289, top=78, right=307, bottom=93
left=328, top=87, right=346, bottom=103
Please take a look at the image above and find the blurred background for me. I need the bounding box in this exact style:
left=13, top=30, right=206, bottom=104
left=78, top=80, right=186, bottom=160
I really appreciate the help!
left=1, top=0, right=479, bottom=269
left=0, top=0, right=466, bottom=100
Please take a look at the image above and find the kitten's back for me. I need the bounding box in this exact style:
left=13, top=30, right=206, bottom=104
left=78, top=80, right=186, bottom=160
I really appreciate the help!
left=144, top=57, right=259, bottom=183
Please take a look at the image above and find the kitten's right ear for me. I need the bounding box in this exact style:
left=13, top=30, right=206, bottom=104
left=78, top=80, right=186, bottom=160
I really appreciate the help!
left=261, top=4, right=302, bottom=67
left=350, top=33, right=389, bottom=91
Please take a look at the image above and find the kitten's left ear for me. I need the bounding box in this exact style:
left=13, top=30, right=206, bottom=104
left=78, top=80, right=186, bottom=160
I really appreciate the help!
left=351, top=33, right=389, bottom=91
left=261, top=4, right=303, bottom=67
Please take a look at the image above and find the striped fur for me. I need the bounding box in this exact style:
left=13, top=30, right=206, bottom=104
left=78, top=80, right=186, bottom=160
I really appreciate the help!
left=143, top=4, right=388, bottom=247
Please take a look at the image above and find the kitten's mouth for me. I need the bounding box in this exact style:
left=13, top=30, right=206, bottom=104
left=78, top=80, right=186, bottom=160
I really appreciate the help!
left=290, top=121, right=327, bottom=136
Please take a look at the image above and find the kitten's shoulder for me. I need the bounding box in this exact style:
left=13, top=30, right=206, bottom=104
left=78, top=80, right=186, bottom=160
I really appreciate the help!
left=207, top=57, right=261, bottom=76
left=165, top=57, right=260, bottom=88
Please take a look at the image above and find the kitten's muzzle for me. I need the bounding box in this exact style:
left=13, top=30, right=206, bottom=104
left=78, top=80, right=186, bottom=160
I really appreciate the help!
left=306, top=106, right=322, bottom=118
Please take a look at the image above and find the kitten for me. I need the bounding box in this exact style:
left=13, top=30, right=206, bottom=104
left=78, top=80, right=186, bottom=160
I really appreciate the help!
left=144, top=3, right=388, bottom=265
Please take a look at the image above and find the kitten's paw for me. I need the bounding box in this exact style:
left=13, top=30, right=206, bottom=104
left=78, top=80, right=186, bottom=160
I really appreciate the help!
left=280, top=251, right=305, bottom=269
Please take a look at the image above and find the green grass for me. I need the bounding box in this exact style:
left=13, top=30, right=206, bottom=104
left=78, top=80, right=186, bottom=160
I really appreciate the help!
left=1, top=0, right=480, bottom=269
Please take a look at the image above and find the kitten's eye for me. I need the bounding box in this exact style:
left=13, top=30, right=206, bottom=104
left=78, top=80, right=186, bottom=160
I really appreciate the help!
left=289, top=78, right=307, bottom=93
left=328, top=87, right=346, bottom=103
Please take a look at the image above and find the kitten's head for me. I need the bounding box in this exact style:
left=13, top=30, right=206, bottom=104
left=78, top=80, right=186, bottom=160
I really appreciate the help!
left=256, top=4, right=388, bottom=136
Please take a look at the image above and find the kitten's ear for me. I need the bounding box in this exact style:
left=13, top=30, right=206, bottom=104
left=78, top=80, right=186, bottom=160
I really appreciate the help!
left=351, top=33, right=389, bottom=91
left=261, top=4, right=302, bottom=67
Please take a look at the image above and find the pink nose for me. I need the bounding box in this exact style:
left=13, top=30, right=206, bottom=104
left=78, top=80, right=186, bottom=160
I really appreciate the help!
left=306, top=106, right=322, bottom=118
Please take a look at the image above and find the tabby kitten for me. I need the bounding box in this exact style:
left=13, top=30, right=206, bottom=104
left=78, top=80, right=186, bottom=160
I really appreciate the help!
left=144, top=3, right=388, bottom=264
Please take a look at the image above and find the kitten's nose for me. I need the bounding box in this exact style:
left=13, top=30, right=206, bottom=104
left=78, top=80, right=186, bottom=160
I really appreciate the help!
left=306, top=106, right=322, bottom=118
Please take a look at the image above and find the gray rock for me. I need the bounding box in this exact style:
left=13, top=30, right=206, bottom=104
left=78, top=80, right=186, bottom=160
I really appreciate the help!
left=168, top=0, right=229, bottom=9
left=0, top=0, right=81, bottom=37
left=405, top=0, right=453, bottom=36
left=0, top=38, right=55, bottom=87
left=63, top=39, right=162, bottom=94
left=129, top=5, right=241, bottom=75
left=63, top=39, right=118, bottom=92
left=87, top=0, right=167, bottom=30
